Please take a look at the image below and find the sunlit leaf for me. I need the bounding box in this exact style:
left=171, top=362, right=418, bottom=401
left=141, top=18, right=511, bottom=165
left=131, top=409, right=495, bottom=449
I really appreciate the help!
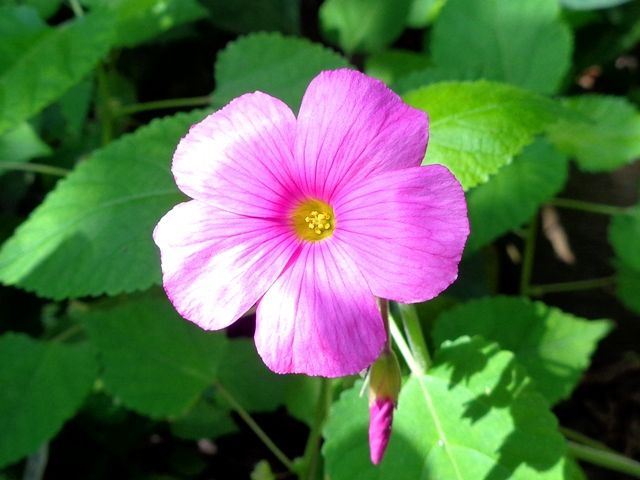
left=433, top=296, right=612, bottom=404
left=0, top=122, right=51, bottom=166
left=0, top=334, right=97, bottom=468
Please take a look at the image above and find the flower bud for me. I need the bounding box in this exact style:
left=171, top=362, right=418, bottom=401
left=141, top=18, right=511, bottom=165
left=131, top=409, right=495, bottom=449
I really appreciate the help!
left=368, top=350, right=401, bottom=465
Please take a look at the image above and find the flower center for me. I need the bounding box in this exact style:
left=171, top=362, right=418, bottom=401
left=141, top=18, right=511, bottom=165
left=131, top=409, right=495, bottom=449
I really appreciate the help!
left=292, top=199, right=336, bottom=242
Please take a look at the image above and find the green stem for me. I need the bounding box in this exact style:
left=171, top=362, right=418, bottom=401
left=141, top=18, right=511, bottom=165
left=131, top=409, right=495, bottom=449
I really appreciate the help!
left=520, top=214, right=538, bottom=296
left=389, top=315, right=424, bottom=376
left=114, top=96, right=213, bottom=117
left=22, top=444, right=48, bottom=480
left=68, top=0, right=84, bottom=16
left=549, top=198, right=630, bottom=216
left=395, top=303, right=431, bottom=371
left=560, top=427, right=614, bottom=453
left=215, top=382, right=295, bottom=473
left=0, top=162, right=69, bottom=177
left=299, top=378, right=332, bottom=480
left=528, top=277, right=615, bottom=297
left=568, top=441, right=640, bottom=478
left=51, top=324, right=84, bottom=342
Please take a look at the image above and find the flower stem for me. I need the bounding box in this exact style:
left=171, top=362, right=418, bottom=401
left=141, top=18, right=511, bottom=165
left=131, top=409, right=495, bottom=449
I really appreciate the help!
left=560, top=427, right=614, bottom=452
left=389, top=315, right=424, bottom=376
left=68, top=0, right=84, bottom=17
left=214, top=382, right=295, bottom=473
left=114, top=96, right=213, bottom=117
left=22, top=443, right=48, bottom=480
left=0, top=162, right=69, bottom=177
left=520, top=213, right=538, bottom=296
left=395, top=303, right=431, bottom=371
left=528, top=277, right=615, bottom=297
left=568, top=441, right=640, bottom=478
left=51, top=324, right=84, bottom=342
left=299, top=378, right=333, bottom=480
left=548, top=198, right=631, bottom=216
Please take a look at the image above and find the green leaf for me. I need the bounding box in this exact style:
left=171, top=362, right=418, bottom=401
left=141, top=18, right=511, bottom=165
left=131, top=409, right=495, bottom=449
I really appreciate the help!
left=0, top=5, right=48, bottom=73
left=217, top=338, right=292, bottom=413
left=560, top=0, right=633, bottom=9
left=407, top=0, right=445, bottom=28
left=431, top=0, right=572, bottom=94
left=324, top=337, right=572, bottom=479
left=0, top=122, right=51, bottom=164
left=81, top=295, right=228, bottom=418
left=614, top=262, right=640, bottom=314
left=466, top=139, right=569, bottom=253
left=170, top=397, right=237, bottom=440
left=432, top=296, right=612, bottom=404
left=0, top=334, right=97, bottom=468
left=284, top=376, right=323, bottom=426
left=0, top=110, right=205, bottom=298
left=609, top=207, right=640, bottom=270
left=319, top=0, right=412, bottom=54
left=547, top=95, right=640, bottom=172
left=22, top=0, right=64, bottom=18
left=199, top=0, right=300, bottom=35
left=364, top=49, right=430, bottom=86
left=0, top=12, right=114, bottom=135
left=214, top=32, right=350, bottom=111
left=86, top=0, right=207, bottom=48
left=392, top=65, right=480, bottom=94
left=403, top=81, right=561, bottom=189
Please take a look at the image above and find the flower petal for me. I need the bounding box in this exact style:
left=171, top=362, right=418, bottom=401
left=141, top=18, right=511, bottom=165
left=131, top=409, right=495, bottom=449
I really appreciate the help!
left=369, top=398, right=394, bottom=465
left=294, top=69, right=428, bottom=201
left=333, top=165, right=469, bottom=303
left=255, top=241, right=385, bottom=377
left=153, top=201, right=299, bottom=330
left=172, top=92, right=301, bottom=216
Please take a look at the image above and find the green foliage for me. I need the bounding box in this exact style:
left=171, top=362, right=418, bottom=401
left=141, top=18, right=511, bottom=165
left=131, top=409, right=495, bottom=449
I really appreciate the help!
left=0, top=122, right=51, bottom=166
left=364, top=49, right=430, bottom=86
left=610, top=207, right=640, bottom=313
left=214, top=32, right=350, bottom=111
left=200, top=0, right=300, bottom=35
left=319, top=0, right=412, bottom=54
left=0, top=5, right=48, bottom=72
left=324, top=337, right=572, bottom=479
left=0, top=12, right=114, bottom=135
left=0, top=334, right=97, bottom=468
left=81, top=296, right=228, bottom=418
left=560, top=0, right=633, bottom=9
left=404, top=81, right=561, bottom=189
left=170, top=397, right=237, bottom=440
left=614, top=262, right=640, bottom=314
left=433, top=296, right=613, bottom=404
left=0, top=111, right=204, bottom=298
left=547, top=95, right=640, bottom=172
left=431, top=0, right=572, bottom=94
left=466, top=139, right=568, bottom=253
left=406, top=0, right=445, bottom=28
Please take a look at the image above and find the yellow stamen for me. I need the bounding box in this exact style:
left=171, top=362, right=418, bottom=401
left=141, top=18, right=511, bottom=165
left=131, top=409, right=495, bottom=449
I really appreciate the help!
left=291, top=199, right=336, bottom=242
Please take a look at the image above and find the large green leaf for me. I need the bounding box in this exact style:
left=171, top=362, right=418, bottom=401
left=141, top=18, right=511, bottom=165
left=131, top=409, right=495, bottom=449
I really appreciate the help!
left=466, top=139, right=568, bottom=253
left=319, top=0, right=412, bottom=54
left=0, top=334, right=97, bottom=468
left=0, top=5, right=48, bottom=73
left=403, top=81, right=561, bottom=189
left=0, top=12, right=114, bottom=135
left=433, top=296, right=612, bottom=404
left=431, top=0, right=572, bottom=94
left=199, top=0, right=300, bottom=35
left=0, top=110, right=205, bottom=299
left=324, top=337, right=573, bottom=479
left=213, top=32, right=350, bottom=111
left=547, top=95, right=640, bottom=172
left=82, top=296, right=228, bottom=418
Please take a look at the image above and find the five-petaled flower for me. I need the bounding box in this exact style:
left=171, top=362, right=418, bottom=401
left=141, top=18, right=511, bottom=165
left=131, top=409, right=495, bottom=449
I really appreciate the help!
left=153, top=69, right=469, bottom=377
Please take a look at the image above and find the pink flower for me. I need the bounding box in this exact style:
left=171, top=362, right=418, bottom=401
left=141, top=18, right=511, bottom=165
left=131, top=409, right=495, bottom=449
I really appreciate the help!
left=153, top=69, right=469, bottom=377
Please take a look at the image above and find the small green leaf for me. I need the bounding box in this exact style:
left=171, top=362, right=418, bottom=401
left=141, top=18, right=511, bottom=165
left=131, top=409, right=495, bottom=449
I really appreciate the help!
left=214, top=32, right=350, bottom=111
left=199, top=0, right=300, bottom=35
left=319, top=0, right=412, bottom=54
left=0, top=12, right=115, bottom=135
left=0, top=122, right=51, bottom=164
left=324, top=337, right=573, bottom=479
left=0, top=334, right=97, bottom=468
left=364, top=50, right=430, bottom=86
left=433, top=296, right=612, bottom=404
left=466, top=139, right=568, bottom=253
left=404, top=81, right=561, bottom=189
left=547, top=95, right=640, bottom=172
left=82, top=296, right=228, bottom=418
left=431, top=0, right=572, bottom=94
left=0, top=110, right=205, bottom=298
left=406, top=0, right=445, bottom=28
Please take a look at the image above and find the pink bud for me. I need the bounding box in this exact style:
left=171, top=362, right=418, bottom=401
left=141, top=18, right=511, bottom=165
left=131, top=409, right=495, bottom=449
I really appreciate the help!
left=369, top=397, right=395, bottom=465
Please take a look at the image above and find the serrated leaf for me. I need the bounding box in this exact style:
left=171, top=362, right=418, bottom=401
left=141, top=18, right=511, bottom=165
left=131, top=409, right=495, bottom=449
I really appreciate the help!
left=324, top=337, right=572, bottom=479
left=466, top=139, right=568, bottom=253
left=431, top=0, right=572, bottom=95
left=547, top=95, right=640, bottom=172
left=214, top=33, right=350, bottom=111
left=433, top=296, right=612, bottom=404
left=404, top=81, right=561, bottom=189
left=0, top=12, right=114, bottom=135
left=0, top=334, right=97, bottom=468
left=364, top=50, right=430, bottom=86
left=81, top=296, right=228, bottom=418
left=0, top=122, right=51, bottom=164
left=0, top=110, right=206, bottom=298
left=319, top=0, right=412, bottom=54
left=199, top=0, right=300, bottom=35
left=560, top=0, right=633, bottom=9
